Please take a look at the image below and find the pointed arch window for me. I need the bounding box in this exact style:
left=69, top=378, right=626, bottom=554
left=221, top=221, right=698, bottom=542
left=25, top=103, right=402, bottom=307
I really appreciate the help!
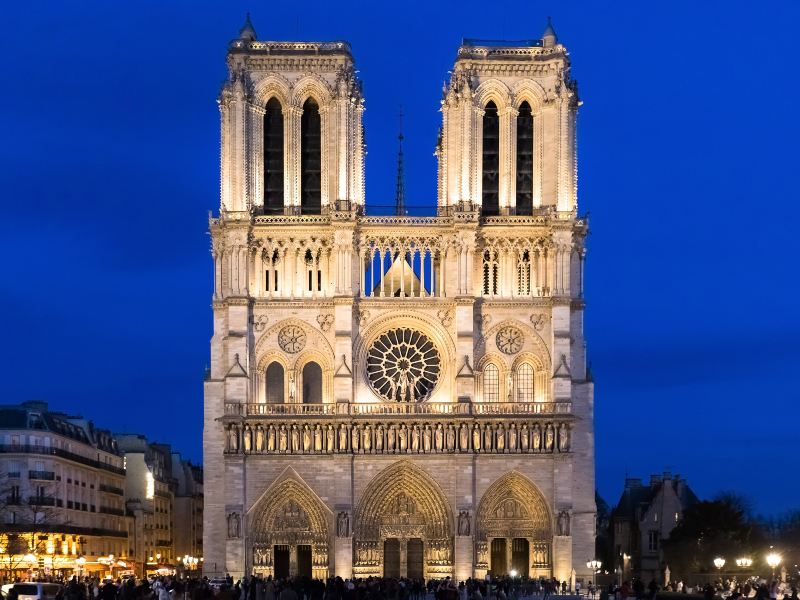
left=517, top=250, right=532, bottom=296
left=482, top=101, right=500, bottom=216
left=265, top=362, right=285, bottom=404
left=482, top=249, right=499, bottom=296
left=516, top=101, right=534, bottom=215
left=302, top=362, right=323, bottom=404
left=483, top=363, right=500, bottom=403
left=263, top=98, right=284, bottom=214
left=301, top=98, right=322, bottom=214
left=515, top=363, right=534, bottom=402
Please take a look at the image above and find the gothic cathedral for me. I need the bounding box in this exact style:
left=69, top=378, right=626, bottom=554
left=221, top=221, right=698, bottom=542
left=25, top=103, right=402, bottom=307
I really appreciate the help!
left=203, top=16, right=596, bottom=583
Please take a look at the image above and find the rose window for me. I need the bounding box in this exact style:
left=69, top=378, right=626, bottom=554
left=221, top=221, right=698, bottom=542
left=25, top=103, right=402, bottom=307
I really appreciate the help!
left=366, top=328, right=441, bottom=402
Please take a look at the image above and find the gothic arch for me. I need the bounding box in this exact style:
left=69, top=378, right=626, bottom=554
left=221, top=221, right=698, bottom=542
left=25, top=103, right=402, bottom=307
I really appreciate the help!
left=476, top=471, right=552, bottom=542
left=479, top=319, right=552, bottom=371
left=354, top=460, right=453, bottom=540
left=475, top=79, right=512, bottom=111
left=252, top=74, right=292, bottom=108
left=510, top=80, right=546, bottom=114
left=292, top=75, right=333, bottom=107
left=475, top=351, right=509, bottom=403
left=248, top=469, right=332, bottom=577
left=255, top=318, right=335, bottom=368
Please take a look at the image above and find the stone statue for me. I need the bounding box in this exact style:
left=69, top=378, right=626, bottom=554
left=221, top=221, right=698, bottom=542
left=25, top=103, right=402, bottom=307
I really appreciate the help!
left=459, top=424, right=469, bottom=450
left=268, top=425, right=276, bottom=451
left=532, top=425, right=541, bottom=451
left=520, top=424, right=529, bottom=451
left=558, top=423, right=570, bottom=452
left=387, top=425, right=396, bottom=451
left=288, top=372, right=297, bottom=402
left=302, top=425, right=312, bottom=452
left=278, top=425, right=288, bottom=452
left=508, top=423, right=518, bottom=451
left=336, top=511, right=350, bottom=537
left=446, top=425, right=455, bottom=451
left=351, top=425, right=360, bottom=452
left=227, top=512, right=240, bottom=539
left=457, top=511, right=471, bottom=536
left=243, top=427, right=252, bottom=453
left=423, top=425, right=432, bottom=453
left=411, top=425, right=420, bottom=452
left=326, top=424, right=335, bottom=453
left=339, top=424, right=348, bottom=451
left=496, top=424, right=505, bottom=452
left=484, top=425, right=493, bottom=452
left=472, top=424, right=481, bottom=451
left=291, top=425, right=300, bottom=452
left=314, top=424, right=322, bottom=452
left=399, top=425, right=408, bottom=452
left=545, top=424, right=555, bottom=452
left=435, top=424, right=444, bottom=451
left=506, top=372, right=514, bottom=401
left=375, top=425, right=384, bottom=452
left=255, top=426, right=265, bottom=452
left=228, top=426, right=239, bottom=452
left=557, top=510, right=571, bottom=536
left=363, top=425, right=372, bottom=452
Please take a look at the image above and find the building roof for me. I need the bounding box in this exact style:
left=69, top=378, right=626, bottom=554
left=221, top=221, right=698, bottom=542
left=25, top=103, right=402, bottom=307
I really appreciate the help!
left=612, top=473, right=699, bottom=522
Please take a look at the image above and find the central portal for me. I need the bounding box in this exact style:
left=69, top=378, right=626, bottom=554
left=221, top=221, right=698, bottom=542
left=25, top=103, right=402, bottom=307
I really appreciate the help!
left=407, top=538, right=424, bottom=580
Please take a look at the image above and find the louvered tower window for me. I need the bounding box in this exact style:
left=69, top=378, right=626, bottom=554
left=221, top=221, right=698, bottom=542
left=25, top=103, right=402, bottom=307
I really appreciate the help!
left=516, top=101, right=534, bottom=215
left=301, top=98, right=321, bottom=214
left=482, top=101, right=499, bottom=216
left=263, top=98, right=284, bottom=214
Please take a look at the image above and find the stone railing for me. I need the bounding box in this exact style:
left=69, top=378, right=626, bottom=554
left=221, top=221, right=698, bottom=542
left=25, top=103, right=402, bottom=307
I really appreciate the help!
left=224, top=401, right=570, bottom=418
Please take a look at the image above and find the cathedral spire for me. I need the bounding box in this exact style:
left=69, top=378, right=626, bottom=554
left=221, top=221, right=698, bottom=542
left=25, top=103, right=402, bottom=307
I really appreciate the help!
left=542, top=16, right=558, bottom=47
left=239, top=12, right=257, bottom=41
left=394, top=106, right=406, bottom=216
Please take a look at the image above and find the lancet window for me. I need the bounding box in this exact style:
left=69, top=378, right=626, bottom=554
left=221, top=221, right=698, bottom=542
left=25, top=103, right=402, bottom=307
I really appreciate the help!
left=516, top=101, right=534, bottom=215
left=264, top=249, right=280, bottom=294
left=305, top=249, right=322, bottom=293
left=483, top=363, right=500, bottom=403
left=302, top=362, right=323, bottom=404
left=301, top=98, right=322, bottom=214
left=515, top=363, right=535, bottom=402
left=482, top=101, right=500, bottom=216
left=265, top=362, right=285, bottom=404
left=517, top=250, right=532, bottom=296
left=263, top=98, right=284, bottom=214
left=482, top=249, right=499, bottom=296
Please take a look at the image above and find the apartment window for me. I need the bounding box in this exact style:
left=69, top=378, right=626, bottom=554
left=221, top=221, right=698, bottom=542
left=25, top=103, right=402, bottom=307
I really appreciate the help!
left=648, top=530, right=659, bottom=552
left=674, top=512, right=680, bottom=523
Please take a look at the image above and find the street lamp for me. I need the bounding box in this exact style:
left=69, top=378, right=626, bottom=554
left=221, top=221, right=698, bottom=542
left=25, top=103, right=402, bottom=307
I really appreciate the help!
left=587, top=560, right=602, bottom=572
left=767, top=553, right=781, bottom=579
left=510, top=569, right=518, bottom=577
left=713, top=557, right=725, bottom=581
left=736, top=557, right=752, bottom=569
left=76, top=556, right=86, bottom=578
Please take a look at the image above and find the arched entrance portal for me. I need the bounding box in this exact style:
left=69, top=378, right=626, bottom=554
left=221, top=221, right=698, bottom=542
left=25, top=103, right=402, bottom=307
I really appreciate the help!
left=476, top=471, right=552, bottom=578
left=354, top=461, right=453, bottom=579
left=249, top=476, right=331, bottom=579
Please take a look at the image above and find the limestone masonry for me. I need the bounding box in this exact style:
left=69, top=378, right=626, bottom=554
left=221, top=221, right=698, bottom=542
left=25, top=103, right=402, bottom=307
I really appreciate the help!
left=203, top=16, right=596, bottom=583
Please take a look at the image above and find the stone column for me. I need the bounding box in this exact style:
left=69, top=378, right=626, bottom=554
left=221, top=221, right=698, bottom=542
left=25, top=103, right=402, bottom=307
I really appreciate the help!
left=400, top=539, right=408, bottom=578
left=289, top=544, right=298, bottom=577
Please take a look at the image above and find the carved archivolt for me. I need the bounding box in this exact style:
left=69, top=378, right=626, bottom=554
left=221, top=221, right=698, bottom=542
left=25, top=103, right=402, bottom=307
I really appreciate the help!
left=255, top=318, right=334, bottom=370
left=476, top=471, right=552, bottom=542
left=479, top=318, right=551, bottom=369
left=249, top=476, right=330, bottom=547
left=355, top=461, right=453, bottom=541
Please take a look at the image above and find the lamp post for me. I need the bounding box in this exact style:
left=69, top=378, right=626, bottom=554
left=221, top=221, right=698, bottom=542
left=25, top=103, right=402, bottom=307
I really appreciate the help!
left=766, top=553, right=781, bottom=580
left=76, top=556, right=86, bottom=579
left=736, top=557, right=752, bottom=570
left=713, top=558, right=725, bottom=583
left=587, top=560, right=602, bottom=572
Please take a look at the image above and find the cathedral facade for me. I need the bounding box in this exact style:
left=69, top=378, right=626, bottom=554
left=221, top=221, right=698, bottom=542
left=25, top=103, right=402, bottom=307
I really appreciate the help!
left=203, top=17, right=595, bottom=583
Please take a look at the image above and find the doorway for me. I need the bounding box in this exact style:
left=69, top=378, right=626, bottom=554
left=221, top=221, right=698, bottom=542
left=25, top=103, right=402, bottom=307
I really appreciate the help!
left=297, top=545, right=312, bottom=578
left=384, top=538, right=400, bottom=578
left=490, top=538, right=507, bottom=576
left=511, top=538, right=529, bottom=576
left=407, top=538, right=424, bottom=580
left=274, top=544, right=290, bottom=580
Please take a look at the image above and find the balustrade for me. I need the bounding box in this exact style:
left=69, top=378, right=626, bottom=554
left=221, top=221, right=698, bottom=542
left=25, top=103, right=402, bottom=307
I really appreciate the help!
left=225, top=401, right=570, bottom=417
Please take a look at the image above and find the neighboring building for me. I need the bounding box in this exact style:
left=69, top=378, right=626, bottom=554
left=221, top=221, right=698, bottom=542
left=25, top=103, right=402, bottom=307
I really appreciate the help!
left=171, top=454, right=203, bottom=564
left=115, top=435, right=176, bottom=576
left=0, top=401, right=128, bottom=577
left=610, top=473, right=698, bottom=583
left=204, top=16, right=595, bottom=582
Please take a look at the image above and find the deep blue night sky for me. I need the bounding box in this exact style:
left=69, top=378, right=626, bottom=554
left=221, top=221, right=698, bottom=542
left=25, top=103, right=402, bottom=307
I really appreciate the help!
left=1, top=1, right=797, bottom=515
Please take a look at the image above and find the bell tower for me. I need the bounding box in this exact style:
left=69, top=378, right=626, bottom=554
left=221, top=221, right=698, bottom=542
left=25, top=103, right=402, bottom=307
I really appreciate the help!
left=436, top=19, right=578, bottom=215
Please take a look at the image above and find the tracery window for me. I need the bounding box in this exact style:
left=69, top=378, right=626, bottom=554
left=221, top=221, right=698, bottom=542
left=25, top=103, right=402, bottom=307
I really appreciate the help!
left=482, top=101, right=500, bottom=216
left=483, top=363, right=500, bottom=403
left=305, top=249, right=322, bottom=293
left=517, top=250, right=532, bottom=295
left=482, top=249, right=499, bottom=296
left=265, top=362, right=285, bottom=403
left=366, top=328, right=441, bottom=402
left=516, top=101, right=534, bottom=215
left=263, top=98, right=284, bottom=213
left=515, top=363, right=534, bottom=402
left=300, top=98, right=321, bottom=214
